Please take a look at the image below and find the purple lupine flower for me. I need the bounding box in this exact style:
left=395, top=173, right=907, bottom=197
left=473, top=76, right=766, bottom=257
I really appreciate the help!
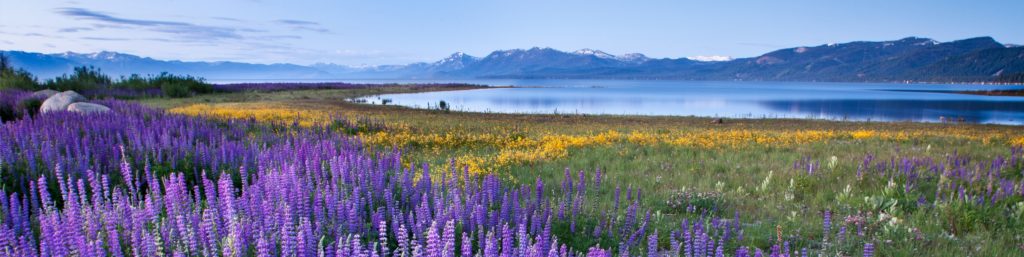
left=784, top=240, right=790, bottom=257
left=715, top=240, right=725, bottom=257
left=648, top=229, right=658, bottom=257
left=257, top=235, right=270, bottom=257
left=426, top=222, right=441, bottom=257
left=379, top=220, right=389, bottom=256
left=442, top=221, right=456, bottom=257
left=823, top=210, right=832, bottom=242
left=396, top=224, right=409, bottom=255
left=461, top=232, right=473, bottom=257
left=484, top=231, right=499, bottom=257
left=735, top=247, right=749, bottom=257
left=863, top=243, right=874, bottom=257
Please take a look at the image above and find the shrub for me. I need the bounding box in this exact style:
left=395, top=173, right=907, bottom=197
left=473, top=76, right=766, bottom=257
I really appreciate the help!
left=0, top=54, right=39, bottom=91
left=17, top=97, right=43, bottom=117
left=0, top=90, right=40, bottom=122
left=44, top=66, right=112, bottom=91
left=148, top=72, right=212, bottom=94
left=0, top=103, right=15, bottom=122
left=161, top=81, right=192, bottom=98
left=439, top=100, right=450, bottom=112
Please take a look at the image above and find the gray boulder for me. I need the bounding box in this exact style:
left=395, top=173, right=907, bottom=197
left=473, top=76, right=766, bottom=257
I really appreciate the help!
left=31, top=89, right=59, bottom=99
left=67, top=102, right=111, bottom=114
left=40, top=91, right=86, bottom=113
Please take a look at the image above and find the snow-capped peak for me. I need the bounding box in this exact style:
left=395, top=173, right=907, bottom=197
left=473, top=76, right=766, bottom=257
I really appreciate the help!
left=687, top=55, right=733, bottom=62
left=492, top=49, right=525, bottom=57
left=58, top=51, right=132, bottom=61
left=91, top=51, right=122, bottom=60
left=432, top=52, right=479, bottom=69
left=616, top=53, right=649, bottom=63
left=439, top=52, right=476, bottom=63
left=573, top=48, right=615, bottom=59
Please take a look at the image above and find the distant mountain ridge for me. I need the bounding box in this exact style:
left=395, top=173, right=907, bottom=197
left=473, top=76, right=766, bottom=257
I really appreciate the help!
left=3, top=36, right=1022, bottom=83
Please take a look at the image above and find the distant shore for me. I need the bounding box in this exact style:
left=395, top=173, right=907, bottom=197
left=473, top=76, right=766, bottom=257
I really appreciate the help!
left=955, top=89, right=1024, bottom=96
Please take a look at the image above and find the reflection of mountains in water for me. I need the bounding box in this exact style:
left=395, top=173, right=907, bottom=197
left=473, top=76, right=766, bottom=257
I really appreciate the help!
left=758, top=99, right=1024, bottom=123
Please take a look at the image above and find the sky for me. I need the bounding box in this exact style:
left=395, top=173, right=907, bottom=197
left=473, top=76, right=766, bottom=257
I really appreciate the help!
left=1, top=0, right=1022, bottom=66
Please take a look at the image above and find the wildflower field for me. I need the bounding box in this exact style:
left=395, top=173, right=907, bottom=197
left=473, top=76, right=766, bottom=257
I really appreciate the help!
left=0, top=84, right=1022, bottom=256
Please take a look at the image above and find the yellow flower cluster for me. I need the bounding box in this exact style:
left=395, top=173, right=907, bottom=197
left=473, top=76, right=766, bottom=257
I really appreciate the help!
left=1012, top=136, right=1024, bottom=147
left=167, top=103, right=1023, bottom=175
left=169, top=103, right=336, bottom=127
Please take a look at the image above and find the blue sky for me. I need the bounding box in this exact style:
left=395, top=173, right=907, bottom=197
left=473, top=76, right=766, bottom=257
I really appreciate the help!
left=1, top=0, right=1022, bottom=65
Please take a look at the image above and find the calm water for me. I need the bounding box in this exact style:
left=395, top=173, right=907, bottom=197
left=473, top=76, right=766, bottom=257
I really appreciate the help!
left=349, top=80, right=1024, bottom=125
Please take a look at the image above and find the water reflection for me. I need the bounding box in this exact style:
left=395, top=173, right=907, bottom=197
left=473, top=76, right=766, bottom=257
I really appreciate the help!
left=355, top=80, right=1024, bottom=125
left=758, top=99, right=1024, bottom=123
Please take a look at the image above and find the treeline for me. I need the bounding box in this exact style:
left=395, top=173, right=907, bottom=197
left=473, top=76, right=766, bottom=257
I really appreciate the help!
left=0, top=54, right=212, bottom=98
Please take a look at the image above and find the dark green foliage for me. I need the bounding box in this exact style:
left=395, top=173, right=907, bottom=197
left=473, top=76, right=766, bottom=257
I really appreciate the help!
left=148, top=72, right=212, bottom=97
left=438, top=100, right=450, bottom=112
left=144, top=72, right=211, bottom=98
left=115, top=74, right=155, bottom=90
left=17, top=97, right=42, bottom=117
left=161, top=82, right=192, bottom=98
left=36, top=66, right=212, bottom=98
left=0, top=54, right=39, bottom=91
left=0, top=91, right=42, bottom=122
left=0, top=103, right=15, bottom=122
left=113, top=72, right=212, bottom=98
left=44, top=66, right=112, bottom=91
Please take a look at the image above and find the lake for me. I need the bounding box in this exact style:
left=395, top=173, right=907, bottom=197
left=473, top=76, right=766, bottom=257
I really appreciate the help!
left=348, top=79, right=1024, bottom=125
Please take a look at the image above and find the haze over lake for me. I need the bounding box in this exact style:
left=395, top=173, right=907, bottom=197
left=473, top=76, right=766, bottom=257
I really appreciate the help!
left=350, top=80, right=1024, bottom=125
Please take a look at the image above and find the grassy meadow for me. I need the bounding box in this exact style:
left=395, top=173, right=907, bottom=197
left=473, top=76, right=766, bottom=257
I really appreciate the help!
left=140, top=85, right=1024, bottom=256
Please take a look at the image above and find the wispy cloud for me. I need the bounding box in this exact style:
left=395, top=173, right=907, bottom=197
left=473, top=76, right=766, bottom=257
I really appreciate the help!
left=58, top=27, right=94, bottom=33
left=80, top=36, right=133, bottom=41
left=275, top=19, right=330, bottom=33
left=55, top=7, right=244, bottom=40
left=276, top=19, right=318, bottom=26
left=211, top=16, right=244, bottom=22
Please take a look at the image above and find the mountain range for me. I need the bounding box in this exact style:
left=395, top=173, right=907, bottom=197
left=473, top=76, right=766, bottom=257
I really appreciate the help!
left=3, top=36, right=1023, bottom=83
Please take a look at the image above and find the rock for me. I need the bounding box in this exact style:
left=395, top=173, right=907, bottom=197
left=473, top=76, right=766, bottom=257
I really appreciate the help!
left=31, top=89, right=59, bottom=99
left=67, top=102, right=111, bottom=114
left=711, top=118, right=724, bottom=124
left=40, top=91, right=86, bottom=113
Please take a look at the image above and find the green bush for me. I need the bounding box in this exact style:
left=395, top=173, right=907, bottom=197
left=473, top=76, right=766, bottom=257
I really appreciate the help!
left=18, top=97, right=43, bottom=117
left=0, top=54, right=39, bottom=91
left=161, top=82, right=192, bottom=98
left=115, top=74, right=154, bottom=90
left=44, top=66, right=112, bottom=91
left=0, top=94, right=42, bottom=122
left=146, top=73, right=212, bottom=97
left=0, top=103, right=15, bottom=122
